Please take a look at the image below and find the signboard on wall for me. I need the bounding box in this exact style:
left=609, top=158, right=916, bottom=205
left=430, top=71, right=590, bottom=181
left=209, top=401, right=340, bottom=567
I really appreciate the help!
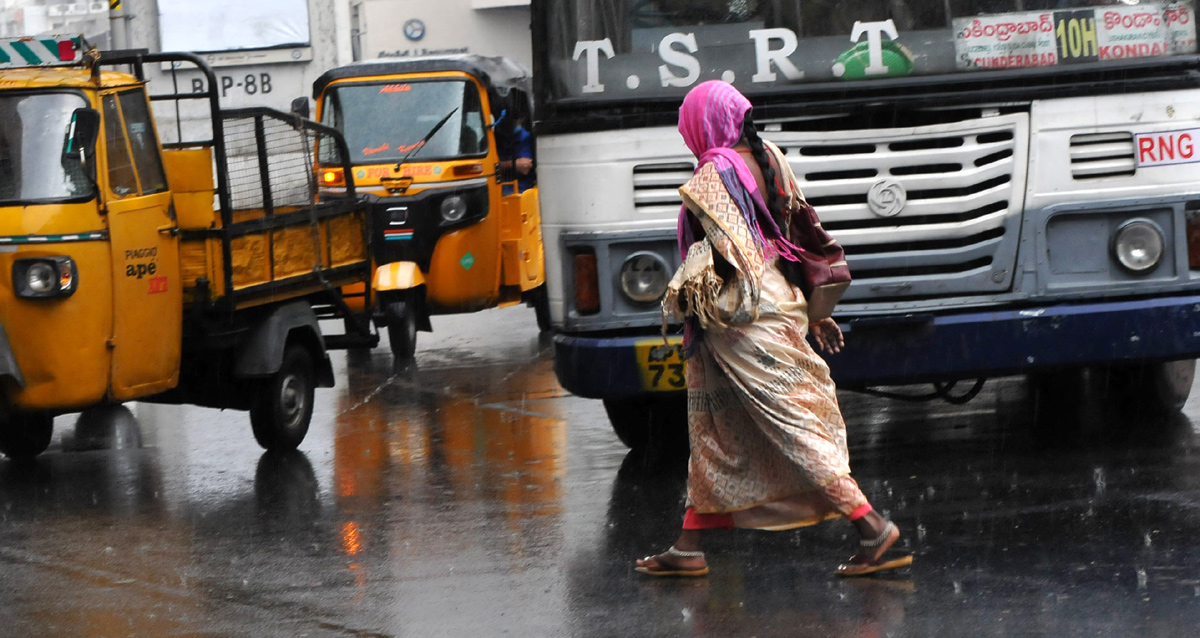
left=157, top=0, right=311, bottom=53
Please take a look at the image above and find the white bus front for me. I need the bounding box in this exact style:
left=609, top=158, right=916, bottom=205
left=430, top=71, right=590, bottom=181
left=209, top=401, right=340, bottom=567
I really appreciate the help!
left=532, top=0, right=1200, bottom=448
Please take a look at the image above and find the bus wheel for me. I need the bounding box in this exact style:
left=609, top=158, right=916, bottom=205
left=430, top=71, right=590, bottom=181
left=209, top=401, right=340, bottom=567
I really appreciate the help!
left=602, top=396, right=688, bottom=453
left=0, top=411, right=53, bottom=459
left=385, top=298, right=418, bottom=360
left=1110, top=359, right=1195, bottom=416
left=250, top=344, right=315, bottom=451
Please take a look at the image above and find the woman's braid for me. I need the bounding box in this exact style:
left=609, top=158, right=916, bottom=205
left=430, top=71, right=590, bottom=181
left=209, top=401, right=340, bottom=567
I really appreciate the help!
left=743, top=112, right=807, bottom=288
left=742, top=113, right=783, bottom=227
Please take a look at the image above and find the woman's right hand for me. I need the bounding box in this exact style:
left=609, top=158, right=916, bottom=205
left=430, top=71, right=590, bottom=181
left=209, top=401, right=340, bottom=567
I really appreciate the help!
left=811, top=317, right=844, bottom=354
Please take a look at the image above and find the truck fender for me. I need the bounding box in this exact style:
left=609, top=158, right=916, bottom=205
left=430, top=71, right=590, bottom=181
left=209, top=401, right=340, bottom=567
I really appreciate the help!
left=374, top=261, right=425, bottom=292
left=0, top=324, right=24, bottom=388
left=234, top=301, right=335, bottom=388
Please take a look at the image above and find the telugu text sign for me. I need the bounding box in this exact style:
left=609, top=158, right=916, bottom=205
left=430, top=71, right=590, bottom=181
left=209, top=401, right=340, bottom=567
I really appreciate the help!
left=953, top=2, right=1196, bottom=70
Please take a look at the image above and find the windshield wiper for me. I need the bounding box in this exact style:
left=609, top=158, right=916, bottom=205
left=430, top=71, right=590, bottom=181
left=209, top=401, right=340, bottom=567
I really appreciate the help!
left=394, top=107, right=459, bottom=173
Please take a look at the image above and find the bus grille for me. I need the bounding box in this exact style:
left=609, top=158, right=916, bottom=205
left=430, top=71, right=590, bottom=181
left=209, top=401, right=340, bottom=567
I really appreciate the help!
left=632, top=161, right=694, bottom=215
left=1069, top=132, right=1136, bottom=180
left=629, top=113, right=1029, bottom=302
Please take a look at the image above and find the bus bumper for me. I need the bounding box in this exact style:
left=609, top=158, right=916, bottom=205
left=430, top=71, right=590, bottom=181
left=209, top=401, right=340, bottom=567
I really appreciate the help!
left=553, top=294, right=1200, bottom=397
left=554, top=333, right=683, bottom=399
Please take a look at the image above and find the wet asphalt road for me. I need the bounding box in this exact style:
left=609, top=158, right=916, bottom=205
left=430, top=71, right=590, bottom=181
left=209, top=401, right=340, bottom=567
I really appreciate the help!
left=2, top=306, right=1200, bottom=637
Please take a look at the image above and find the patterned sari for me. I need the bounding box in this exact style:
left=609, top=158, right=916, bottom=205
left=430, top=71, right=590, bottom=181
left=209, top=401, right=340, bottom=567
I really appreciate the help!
left=664, top=81, right=869, bottom=531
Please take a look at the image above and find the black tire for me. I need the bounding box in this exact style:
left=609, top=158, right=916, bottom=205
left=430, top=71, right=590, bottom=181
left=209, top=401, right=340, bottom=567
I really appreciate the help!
left=530, top=285, right=551, bottom=333
left=602, top=395, right=688, bottom=454
left=0, top=411, right=54, bottom=459
left=71, top=404, right=141, bottom=452
left=250, top=344, right=315, bottom=451
left=385, top=300, right=418, bottom=360
left=1109, top=359, right=1195, bottom=416
left=1028, top=360, right=1196, bottom=446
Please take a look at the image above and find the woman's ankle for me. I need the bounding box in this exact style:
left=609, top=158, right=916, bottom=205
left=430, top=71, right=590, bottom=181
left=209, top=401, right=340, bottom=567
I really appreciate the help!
left=852, top=511, right=888, bottom=539
left=673, top=530, right=703, bottom=552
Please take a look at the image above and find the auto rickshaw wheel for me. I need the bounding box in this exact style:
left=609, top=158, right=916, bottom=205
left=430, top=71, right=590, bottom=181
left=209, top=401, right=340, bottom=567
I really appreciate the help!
left=385, top=299, right=418, bottom=360
left=530, top=285, right=551, bottom=333
left=0, top=411, right=54, bottom=459
left=250, top=344, right=315, bottom=451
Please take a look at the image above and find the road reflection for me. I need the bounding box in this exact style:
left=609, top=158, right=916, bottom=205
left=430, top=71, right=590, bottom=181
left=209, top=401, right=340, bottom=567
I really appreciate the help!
left=330, top=344, right=568, bottom=600
left=2, top=306, right=1200, bottom=636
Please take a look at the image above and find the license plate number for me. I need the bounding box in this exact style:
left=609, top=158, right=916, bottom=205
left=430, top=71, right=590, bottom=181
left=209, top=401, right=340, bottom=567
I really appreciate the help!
left=635, top=337, right=685, bottom=391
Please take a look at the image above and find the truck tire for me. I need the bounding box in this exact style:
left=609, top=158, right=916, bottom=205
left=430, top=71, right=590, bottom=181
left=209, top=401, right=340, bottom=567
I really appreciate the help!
left=602, top=396, right=688, bottom=453
left=250, top=344, right=314, bottom=451
left=0, top=411, right=53, bottom=459
left=385, top=299, right=417, bottom=361
left=1110, top=359, right=1195, bottom=416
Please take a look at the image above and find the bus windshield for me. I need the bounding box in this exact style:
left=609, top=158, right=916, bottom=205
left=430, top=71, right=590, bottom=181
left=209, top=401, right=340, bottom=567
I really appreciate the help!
left=542, top=0, right=1198, bottom=102
left=0, top=92, right=93, bottom=205
left=322, top=79, right=488, bottom=164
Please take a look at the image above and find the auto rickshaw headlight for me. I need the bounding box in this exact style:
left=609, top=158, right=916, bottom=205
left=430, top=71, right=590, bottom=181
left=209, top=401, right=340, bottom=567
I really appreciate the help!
left=14, top=257, right=77, bottom=299
left=27, top=263, right=55, bottom=293
left=440, top=195, right=468, bottom=223
left=619, top=252, right=670, bottom=303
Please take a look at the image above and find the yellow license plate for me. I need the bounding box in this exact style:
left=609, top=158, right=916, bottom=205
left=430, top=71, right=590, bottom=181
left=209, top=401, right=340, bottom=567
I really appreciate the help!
left=634, top=337, right=686, bottom=391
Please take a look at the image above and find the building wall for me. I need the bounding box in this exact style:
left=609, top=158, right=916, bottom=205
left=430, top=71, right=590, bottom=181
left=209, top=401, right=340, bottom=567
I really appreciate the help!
left=0, top=0, right=110, bottom=45
left=356, top=0, right=531, bottom=69
left=122, top=0, right=353, bottom=111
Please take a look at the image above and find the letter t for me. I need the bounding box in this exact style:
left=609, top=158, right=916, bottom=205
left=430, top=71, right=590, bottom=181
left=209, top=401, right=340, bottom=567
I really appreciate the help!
left=573, top=39, right=615, bottom=94
left=850, top=20, right=899, bottom=76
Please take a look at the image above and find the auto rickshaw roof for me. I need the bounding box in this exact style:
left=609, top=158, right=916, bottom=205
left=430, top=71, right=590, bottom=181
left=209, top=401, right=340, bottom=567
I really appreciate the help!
left=0, top=66, right=141, bottom=90
left=313, top=54, right=531, bottom=99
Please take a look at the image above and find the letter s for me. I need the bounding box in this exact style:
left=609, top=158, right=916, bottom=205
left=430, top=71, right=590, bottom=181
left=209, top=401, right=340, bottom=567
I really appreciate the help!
left=658, top=32, right=701, bottom=88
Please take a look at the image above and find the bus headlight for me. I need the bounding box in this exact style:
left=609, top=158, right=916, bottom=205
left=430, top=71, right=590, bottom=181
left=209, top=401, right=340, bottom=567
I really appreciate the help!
left=14, top=256, right=77, bottom=299
left=1112, top=219, right=1164, bottom=273
left=440, top=195, right=468, bottom=223
left=619, top=252, right=670, bottom=303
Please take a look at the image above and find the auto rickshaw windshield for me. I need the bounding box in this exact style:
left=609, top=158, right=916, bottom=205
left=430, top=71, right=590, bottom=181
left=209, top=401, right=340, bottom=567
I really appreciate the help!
left=322, top=79, right=488, bottom=165
left=0, top=92, right=93, bottom=204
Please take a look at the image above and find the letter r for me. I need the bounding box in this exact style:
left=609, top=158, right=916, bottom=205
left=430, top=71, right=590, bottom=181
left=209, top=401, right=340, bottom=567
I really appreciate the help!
left=1138, top=136, right=1156, bottom=163
left=749, top=29, right=804, bottom=82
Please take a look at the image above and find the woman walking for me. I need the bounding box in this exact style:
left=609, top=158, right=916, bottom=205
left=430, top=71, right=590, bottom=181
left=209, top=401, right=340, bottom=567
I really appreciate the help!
left=635, top=81, right=912, bottom=578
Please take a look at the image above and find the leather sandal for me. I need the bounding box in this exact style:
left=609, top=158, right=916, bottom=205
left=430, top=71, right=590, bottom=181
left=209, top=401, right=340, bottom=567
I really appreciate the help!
left=635, top=546, right=710, bottom=577
left=836, top=521, right=914, bottom=577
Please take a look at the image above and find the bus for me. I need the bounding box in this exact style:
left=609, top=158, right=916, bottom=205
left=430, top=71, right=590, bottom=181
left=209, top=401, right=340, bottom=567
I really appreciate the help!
left=531, top=0, right=1200, bottom=448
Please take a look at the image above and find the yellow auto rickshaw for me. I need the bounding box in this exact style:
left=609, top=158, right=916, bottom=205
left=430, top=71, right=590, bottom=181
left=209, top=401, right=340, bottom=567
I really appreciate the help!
left=0, top=37, right=375, bottom=458
left=306, top=55, right=547, bottom=359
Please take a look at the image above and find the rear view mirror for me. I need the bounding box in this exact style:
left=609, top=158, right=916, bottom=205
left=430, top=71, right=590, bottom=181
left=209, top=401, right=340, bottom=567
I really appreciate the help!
left=290, top=96, right=310, bottom=119
left=64, top=107, right=100, bottom=161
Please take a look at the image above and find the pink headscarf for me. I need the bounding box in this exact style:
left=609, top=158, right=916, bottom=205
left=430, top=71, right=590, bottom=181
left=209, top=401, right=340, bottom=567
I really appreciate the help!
left=676, top=81, right=802, bottom=263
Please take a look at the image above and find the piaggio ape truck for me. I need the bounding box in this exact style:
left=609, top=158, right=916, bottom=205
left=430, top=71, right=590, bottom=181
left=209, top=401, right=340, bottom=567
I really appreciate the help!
left=0, top=36, right=378, bottom=458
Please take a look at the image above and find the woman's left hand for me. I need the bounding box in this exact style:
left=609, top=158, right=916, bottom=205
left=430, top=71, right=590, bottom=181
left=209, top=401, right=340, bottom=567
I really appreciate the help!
left=812, top=317, right=844, bottom=354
